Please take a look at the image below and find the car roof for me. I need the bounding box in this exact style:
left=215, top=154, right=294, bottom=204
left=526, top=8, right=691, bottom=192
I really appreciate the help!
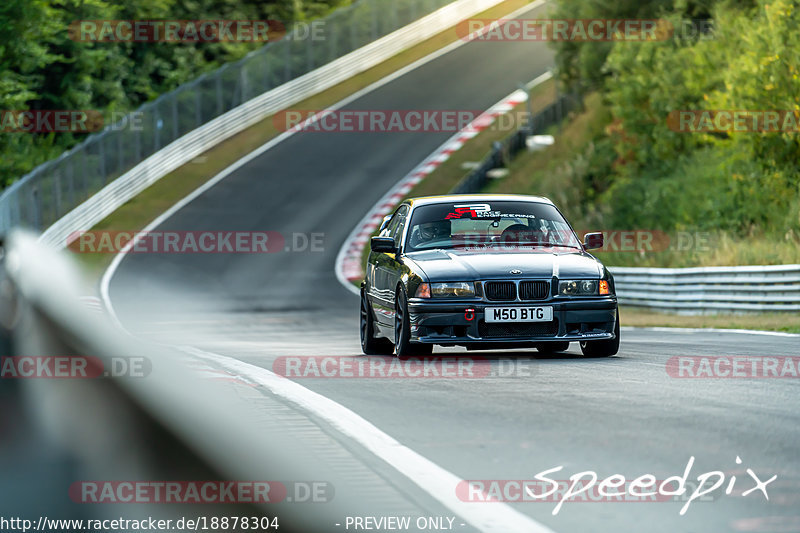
left=405, top=194, right=554, bottom=207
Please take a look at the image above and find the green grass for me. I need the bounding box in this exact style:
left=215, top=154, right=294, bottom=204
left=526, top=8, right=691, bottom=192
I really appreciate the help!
left=621, top=306, right=800, bottom=334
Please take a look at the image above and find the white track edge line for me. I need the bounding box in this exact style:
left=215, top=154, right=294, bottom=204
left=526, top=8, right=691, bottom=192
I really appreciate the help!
left=621, top=326, right=800, bottom=338
left=181, top=345, right=555, bottom=533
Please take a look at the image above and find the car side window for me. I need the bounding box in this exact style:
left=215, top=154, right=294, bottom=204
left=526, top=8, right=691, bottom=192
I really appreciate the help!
left=390, top=206, right=409, bottom=247
left=380, top=205, right=408, bottom=240
left=380, top=210, right=401, bottom=239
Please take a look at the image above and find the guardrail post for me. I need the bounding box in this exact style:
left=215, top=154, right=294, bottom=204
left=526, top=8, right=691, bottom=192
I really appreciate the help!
left=53, top=170, right=61, bottom=222
left=171, top=94, right=179, bottom=140
left=154, top=109, right=161, bottom=153
left=371, top=0, right=379, bottom=40
left=116, top=128, right=124, bottom=176
left=194, top=88, right=202, bottom=127
left=284, top=40, right=292, bottom=82
left=134, top=123, right=142, bottom=162
left=350, top=11, right=357, bottom=50
left=215, top=73, right=224, bottom=117
left=31, top=187, right=42, bottom=230
left=98, top=135, right=107, bottom=184
left=66, top=158, right=75, bottom=206
left=241, top=64, right=250, bottom=103
left=329, top=17, right=338, bottom=63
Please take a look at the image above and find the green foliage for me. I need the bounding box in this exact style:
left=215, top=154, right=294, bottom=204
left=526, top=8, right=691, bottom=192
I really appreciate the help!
left=548, top=0, right=675, bottom=92
left=0, top=0, right=350, bottom=187
left=543, top=0, right=800, bottom=245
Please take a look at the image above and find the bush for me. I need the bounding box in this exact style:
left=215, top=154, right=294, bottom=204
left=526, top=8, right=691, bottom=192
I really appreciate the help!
left=557, top=0, right=800, bottom=237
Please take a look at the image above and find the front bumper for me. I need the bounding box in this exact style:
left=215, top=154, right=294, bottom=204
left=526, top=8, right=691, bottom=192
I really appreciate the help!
left=407, top=297, right=617, bottom=346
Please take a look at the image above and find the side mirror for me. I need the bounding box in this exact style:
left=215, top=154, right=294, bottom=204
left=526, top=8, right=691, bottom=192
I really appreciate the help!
left=370, top=236, right=397, bottom=253
left=583, top=232, right=604, bottom=250
left=378, top=214, right=392, bottom=232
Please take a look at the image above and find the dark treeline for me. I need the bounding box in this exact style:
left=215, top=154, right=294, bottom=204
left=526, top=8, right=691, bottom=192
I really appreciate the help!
left=0, top=0, right=348, bottom=187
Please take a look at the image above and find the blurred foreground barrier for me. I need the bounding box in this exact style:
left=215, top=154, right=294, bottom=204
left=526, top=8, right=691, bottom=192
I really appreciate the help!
left=610, top=264, right=800, bottom=314
left=0, top=230, right=394, bottom=527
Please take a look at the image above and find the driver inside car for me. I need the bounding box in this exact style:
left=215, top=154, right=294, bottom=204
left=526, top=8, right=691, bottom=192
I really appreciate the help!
left=500, top=223, right=534, bottom=245
left=413, top=219, right=451, bottom=247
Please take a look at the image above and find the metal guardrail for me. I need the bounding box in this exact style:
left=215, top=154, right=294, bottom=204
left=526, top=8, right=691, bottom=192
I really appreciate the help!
left=1, top=0, right=507, bottom=245
left=610, top=265, right=800, bottom=313
left=450, top=91, right=582, bottom=194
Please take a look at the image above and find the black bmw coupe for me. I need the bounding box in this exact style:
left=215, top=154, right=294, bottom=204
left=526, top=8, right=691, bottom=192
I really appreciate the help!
left=360, top=194, right=619, bottom=357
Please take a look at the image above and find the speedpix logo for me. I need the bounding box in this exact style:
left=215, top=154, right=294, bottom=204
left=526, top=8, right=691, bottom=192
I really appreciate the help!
left=457, top=456, right=776, bottom=515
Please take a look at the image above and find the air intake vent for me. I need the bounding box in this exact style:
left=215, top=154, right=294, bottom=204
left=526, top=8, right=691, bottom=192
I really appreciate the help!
left=479, top=320, right=559, bottom=338
left=484, top=281, right=516, bottom=301
left=519, top=280, right=549, bottom=300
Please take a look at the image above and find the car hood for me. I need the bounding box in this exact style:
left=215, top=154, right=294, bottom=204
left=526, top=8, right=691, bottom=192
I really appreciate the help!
left=406, top=249, right=602, bottom=281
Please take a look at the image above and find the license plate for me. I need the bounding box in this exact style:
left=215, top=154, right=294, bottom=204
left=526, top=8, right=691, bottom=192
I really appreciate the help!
left=485, top=306, right=553, bottom=323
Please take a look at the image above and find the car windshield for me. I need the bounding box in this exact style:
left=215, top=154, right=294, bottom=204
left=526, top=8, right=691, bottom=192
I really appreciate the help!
left=405, top=200, right=582, bottom=252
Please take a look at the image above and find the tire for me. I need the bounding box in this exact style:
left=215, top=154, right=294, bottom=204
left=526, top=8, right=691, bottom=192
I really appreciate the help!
left=580, top=311, right=620, bottom=357
left=360, top=288, right=394, bottom=355
left=537, top=341, right=570, bottom=354
left=394, top=288, right=433, bottom=359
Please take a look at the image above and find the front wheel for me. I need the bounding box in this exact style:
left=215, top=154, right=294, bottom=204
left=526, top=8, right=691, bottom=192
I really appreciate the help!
left=394, top=288, right=433, bottom=359
left=580, top=311, right=620, bottom=357
left=361, top=288, right=393, bottom=355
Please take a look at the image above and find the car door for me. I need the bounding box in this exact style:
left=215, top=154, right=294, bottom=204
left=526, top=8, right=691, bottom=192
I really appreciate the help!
left=370, top=205, right=409, bottom=327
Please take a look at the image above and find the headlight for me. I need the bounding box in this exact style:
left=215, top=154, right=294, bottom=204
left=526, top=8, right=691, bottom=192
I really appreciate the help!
left=431, top=282, right=475, bottom=297
left=559, top=279, right=606, bottom=296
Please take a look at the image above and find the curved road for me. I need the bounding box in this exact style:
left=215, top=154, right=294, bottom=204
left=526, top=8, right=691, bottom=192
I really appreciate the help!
left=106, top=4, right=800, bottom=532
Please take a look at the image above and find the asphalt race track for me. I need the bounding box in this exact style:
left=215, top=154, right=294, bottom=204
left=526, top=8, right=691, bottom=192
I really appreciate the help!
left=104, top=3, right=800, bottom=532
